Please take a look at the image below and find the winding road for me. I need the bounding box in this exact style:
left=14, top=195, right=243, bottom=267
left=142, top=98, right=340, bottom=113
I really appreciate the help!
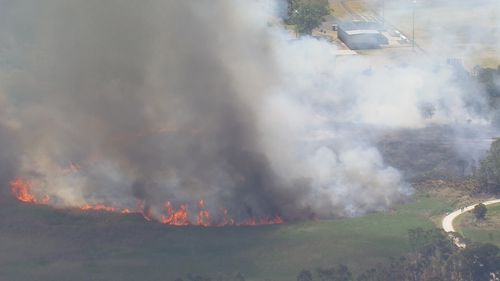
left=441, top=198, right=500, bottom=248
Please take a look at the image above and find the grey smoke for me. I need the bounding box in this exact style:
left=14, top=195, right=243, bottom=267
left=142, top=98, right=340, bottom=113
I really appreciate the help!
left=0, top=0, right=497, bottom=221
left=0, top=0, right=310, bottom=220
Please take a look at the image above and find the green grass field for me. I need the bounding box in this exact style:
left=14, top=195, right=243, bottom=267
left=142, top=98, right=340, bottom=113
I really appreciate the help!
left=0, top=195, right=454, bottom=281
left=457, top=203, right=500, bottom=247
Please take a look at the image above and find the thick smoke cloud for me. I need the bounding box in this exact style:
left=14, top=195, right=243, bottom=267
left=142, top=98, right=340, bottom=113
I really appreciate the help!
left=0, top=0, right=308, bottom=220
left=0, top=0, right=496, bottom=220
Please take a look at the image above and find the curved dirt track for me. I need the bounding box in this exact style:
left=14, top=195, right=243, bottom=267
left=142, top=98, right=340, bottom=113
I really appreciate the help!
left=441, top=198, right=500, bottom=248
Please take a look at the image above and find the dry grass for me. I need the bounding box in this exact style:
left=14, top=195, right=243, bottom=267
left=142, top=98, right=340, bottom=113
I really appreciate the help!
left=329, top=0, right=350, bottom=19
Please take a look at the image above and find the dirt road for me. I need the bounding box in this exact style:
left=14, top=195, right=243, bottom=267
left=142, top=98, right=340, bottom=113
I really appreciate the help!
left=441, top=198, right=500, bottom=248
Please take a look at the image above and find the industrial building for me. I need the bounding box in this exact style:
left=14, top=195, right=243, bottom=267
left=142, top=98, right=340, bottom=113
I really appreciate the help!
left=337, top=21, right=388, bottom=50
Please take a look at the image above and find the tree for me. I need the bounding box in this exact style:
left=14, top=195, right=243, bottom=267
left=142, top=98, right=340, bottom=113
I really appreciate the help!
left=477, top=138, right=500, bottom=194
left=408, top=228, right=454, bottom=257
left=288, top=0, right=330, bottom=35
left=473, top=203, right=487, bottom=220
left=450, top=243, right=500, bottom=281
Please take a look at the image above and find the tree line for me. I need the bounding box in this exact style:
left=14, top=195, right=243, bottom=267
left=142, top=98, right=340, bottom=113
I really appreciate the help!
left=468, top=65, right=500, bottom=195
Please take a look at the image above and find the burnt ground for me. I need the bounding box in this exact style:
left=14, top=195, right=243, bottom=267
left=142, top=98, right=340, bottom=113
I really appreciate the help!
left=377, top=125, right=492, bottom=181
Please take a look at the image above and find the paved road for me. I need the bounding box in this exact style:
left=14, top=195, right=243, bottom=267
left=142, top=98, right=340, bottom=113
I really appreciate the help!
left=441, top=198, right=500, bottom=248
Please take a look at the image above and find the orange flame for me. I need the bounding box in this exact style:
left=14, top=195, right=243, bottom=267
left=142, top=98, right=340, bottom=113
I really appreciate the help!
left=9, top=178, right=50, bottom=204
left=80, top=203, right=119, bottom=213
left=9, top=177, right=284, bottom=227
left=160, top=201, right=190, bottom=226
left=196, top=199, right=211, bottom=227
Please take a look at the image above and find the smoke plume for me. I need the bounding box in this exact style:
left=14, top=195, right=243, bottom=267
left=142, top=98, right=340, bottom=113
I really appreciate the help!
left=0, top=0, right=497, bottom=221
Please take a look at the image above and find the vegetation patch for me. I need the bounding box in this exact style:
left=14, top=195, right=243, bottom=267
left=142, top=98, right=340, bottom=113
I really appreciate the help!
left=458, top=203, right=500, bottom=247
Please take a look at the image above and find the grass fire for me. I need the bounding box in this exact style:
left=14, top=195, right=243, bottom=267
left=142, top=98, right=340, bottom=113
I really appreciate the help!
left=9, top=178, right=284, bottom=227
left=0, top=0, right=499, bottom=280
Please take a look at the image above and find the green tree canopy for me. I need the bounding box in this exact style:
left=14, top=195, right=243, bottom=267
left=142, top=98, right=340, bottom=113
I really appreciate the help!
left=477, top=138, right=500, bottom=193
left=288, top=0, right=330, bottom=35
left=451, top=243, right=500, bottom=281
left=473, top=203, right=487, bottom=220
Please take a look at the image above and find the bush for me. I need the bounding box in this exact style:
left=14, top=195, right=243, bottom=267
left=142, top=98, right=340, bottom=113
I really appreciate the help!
left=473, top=203, right=487, bottom=220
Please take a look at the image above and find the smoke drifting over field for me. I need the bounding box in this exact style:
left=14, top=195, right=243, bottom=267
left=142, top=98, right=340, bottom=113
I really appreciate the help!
left=0, top=0, right=497, bottom=221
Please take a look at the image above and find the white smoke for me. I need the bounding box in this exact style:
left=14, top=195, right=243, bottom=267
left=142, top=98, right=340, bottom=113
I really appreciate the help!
left=0, top=0, right=498, bottom=219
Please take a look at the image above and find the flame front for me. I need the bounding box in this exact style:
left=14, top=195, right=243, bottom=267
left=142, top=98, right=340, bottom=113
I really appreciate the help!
left=160, top=201, right=190, bottom=226
left=197, top=200, right=211, bottom=227
left=9, top=178, right=50, bottom=204
left=9, top=177, right=284, bottom=227
left=80, top=203, right=126, bottom=213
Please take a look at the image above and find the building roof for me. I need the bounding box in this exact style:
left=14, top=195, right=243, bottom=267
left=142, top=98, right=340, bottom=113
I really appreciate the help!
left=345, top=29, right=381, bottom=36
left=338, top=21, right=383, bottom=33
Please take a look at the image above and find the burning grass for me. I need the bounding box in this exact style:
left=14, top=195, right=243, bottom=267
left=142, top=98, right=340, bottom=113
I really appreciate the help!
left=8, top=178, right=284, bottom=227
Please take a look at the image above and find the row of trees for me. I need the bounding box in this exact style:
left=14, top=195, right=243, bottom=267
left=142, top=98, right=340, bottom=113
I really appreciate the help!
left=474, top=65, right=500, bottom=194
left=477, top=138, right=500, bottom=194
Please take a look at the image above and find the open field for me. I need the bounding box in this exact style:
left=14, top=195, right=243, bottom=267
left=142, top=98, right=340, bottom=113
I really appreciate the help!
left=456, top=203, right=500, bottom=247
left=0, top=195, right=454, bottom=281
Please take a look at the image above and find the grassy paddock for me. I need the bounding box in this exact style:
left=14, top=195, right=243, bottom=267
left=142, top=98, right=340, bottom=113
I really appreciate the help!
left=457, top=203, right=500, bottom=247
left=0, top=196, right=452, bottom=281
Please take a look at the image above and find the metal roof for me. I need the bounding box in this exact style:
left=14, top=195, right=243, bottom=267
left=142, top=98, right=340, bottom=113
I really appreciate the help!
left=338, top=21, right=383, bottom=32
left=345, top=29, right=381, bottom=35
